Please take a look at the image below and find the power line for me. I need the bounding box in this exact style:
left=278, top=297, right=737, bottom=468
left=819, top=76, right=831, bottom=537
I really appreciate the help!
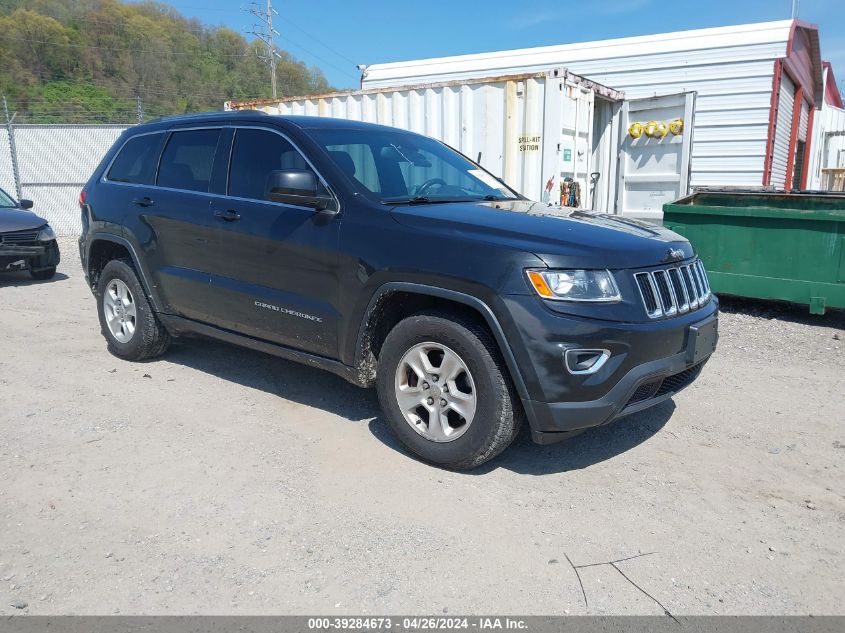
left=281, top=18, right=357, bottom=66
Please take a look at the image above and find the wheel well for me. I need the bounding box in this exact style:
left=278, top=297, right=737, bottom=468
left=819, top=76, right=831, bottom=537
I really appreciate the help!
left=355, top=291, right=498, bottom=387
left=87, top=240, right=131, bottom=290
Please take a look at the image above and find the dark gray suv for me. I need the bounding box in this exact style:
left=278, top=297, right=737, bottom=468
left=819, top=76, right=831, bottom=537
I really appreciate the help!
left=79, top=111, right=718, bottom=469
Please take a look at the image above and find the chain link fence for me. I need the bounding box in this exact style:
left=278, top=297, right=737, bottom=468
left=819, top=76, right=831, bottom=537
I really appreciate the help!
left=1, top=119, right=130, bottom=235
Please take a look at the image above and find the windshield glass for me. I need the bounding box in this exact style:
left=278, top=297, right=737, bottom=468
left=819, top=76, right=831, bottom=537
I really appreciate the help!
left=0, top=188, right=16, bottom=208
left=308, top=128, right=519, bottom=204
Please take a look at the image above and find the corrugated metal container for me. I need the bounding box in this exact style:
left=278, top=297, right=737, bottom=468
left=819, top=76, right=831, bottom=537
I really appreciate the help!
left=228, top=69, right=624, bottom=206
left=360, top=21, right=795, bottom=190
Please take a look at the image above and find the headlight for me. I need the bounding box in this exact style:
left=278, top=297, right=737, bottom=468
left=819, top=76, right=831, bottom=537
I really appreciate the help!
left=37, top=225, right=55, bottom=241
left=526, top=269, right=620, bottom=302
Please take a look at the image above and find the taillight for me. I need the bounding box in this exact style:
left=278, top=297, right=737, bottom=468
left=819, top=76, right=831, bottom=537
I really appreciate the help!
left=78, top=190, right=87, bottom=208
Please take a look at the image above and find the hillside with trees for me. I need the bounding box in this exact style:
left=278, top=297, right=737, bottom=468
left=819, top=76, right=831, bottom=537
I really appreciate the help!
left=0, top=0, right=333, bottom=123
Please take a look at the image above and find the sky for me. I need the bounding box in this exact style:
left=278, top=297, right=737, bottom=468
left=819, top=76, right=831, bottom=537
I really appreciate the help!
left=162, top=0, right=845, bottom=91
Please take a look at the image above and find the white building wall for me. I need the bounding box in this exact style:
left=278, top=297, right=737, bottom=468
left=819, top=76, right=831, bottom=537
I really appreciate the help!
left=807, top=102, right=845, bottom=189
left=362, top=21, right=795, bottom=189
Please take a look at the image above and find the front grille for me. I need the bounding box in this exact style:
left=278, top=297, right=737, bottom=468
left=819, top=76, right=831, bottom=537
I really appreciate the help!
left=634, top=260, right=711, bottom=319
left=624, top=361, right=706, bottom=408
left=627, top=379, right=661, bottom=405
left=0, top=230, right=40, bottom=245
left=655, top=362, right=705, bottom=398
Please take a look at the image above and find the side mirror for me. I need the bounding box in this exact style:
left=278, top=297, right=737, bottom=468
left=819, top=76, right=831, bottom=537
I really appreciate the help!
left=264, top=170, right=334, bottom=211
left=19, top=199, right=33, bottom=210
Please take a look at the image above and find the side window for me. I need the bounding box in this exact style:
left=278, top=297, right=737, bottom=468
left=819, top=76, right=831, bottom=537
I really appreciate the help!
left=107, top=133, right=164, bottom=184
left=157, top=129, right=221, bottom=192
left=228, top=128, right=317, bottom=201
left=325, top=143, right=381, bottom=193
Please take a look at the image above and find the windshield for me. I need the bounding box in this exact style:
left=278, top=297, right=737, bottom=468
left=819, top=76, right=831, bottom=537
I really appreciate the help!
left=0, top=188, right=16, bottom=208
left=308, top=128, right=519, bottom=204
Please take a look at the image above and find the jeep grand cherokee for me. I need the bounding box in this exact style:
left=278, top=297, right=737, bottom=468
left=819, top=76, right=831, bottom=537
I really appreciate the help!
left=78, top=111, right=718, bottom=469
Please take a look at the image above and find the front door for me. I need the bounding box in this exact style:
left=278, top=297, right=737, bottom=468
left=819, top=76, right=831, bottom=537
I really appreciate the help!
left=205, top=126, right=342, bottom=358
left=615, top=92, right=696, bottom=221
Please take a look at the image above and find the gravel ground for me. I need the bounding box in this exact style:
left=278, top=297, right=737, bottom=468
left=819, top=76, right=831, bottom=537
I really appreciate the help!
left=0, top=236, right=843, bottom=615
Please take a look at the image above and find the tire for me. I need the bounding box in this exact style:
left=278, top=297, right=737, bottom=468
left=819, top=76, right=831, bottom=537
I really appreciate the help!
left=377, top=310, right=522, bottom=470
left=96, top=259, right=170, bottom=361
left=29, top=266, right=56, bottom=280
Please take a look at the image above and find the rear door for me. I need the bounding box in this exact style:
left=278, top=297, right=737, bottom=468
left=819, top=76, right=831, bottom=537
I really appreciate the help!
left=205, top=126, right=342, bottom=358
left=615, top=92, right=695, bottom=221
left=141, top=127, right=223, bottom=321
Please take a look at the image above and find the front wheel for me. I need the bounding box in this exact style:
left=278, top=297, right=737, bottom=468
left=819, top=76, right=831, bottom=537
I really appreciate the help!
left=377, top=310, right=522, bottom=470
left=96, top=259, right=170, bottom=361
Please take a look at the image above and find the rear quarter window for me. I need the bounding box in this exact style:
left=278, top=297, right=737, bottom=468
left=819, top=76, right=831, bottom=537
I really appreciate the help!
left=107, top=133, right=164, bottom=184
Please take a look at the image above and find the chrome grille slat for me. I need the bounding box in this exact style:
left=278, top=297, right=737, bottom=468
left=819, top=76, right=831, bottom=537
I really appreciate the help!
left=635, top=260, right=711, bottom=320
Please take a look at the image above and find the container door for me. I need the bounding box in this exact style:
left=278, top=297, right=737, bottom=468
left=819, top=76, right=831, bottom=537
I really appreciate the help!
left=558, top=79, right=595, bottom=209
left=615, top=92, right=695, bottom=221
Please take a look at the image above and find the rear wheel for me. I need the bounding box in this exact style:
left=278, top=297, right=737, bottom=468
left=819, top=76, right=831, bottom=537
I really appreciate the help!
left=96, top=259, right=170, bottom=360
left=377, top=310, right=521, bottom=469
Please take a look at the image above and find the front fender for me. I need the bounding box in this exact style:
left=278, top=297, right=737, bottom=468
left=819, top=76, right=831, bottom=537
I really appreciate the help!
left=349, top=281, right=537, bottom=405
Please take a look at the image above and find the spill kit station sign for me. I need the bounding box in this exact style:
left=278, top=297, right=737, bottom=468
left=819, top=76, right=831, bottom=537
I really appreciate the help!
left=518, top=134, right=541, bottom=152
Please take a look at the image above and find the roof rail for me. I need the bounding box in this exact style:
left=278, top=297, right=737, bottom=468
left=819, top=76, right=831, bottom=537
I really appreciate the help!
left=148, top=109, right=268, bottom=124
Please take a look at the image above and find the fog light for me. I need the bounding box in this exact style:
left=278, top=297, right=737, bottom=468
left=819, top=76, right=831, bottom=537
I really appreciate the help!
left=564, top=349, right=610, bottom=375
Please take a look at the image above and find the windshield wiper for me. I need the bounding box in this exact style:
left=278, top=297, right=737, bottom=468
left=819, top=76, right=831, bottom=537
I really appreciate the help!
left=382, top=195, right=431, bottom=205
left=382, top=196, right=468, bottom=205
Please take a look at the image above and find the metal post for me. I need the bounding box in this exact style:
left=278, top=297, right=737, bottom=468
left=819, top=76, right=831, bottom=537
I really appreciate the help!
left=2, top=96, right=22, bottom=200
left=248, top=0, right=280, bottom=99
left=136, top=96, right=144, bottom=124
left=267, top=0, right=278, bottom=99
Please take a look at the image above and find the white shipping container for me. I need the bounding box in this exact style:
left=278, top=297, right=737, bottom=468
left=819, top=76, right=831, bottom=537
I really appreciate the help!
left=229, top=69, right=625, bottom=207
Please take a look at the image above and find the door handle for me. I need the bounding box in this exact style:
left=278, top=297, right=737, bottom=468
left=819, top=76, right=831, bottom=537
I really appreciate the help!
left=132, top=196, right=155, bottom=207
left=213, top=209, right=241, bottom=222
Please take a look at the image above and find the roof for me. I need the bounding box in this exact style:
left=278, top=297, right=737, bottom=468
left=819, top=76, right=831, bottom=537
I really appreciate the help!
left=141, top=111, right=414, bottom=135
left=278, top=115, right=413, bottom=133
left=149, top=110, right=267, bottom=124
left=361, top=20, right=797, bottom=87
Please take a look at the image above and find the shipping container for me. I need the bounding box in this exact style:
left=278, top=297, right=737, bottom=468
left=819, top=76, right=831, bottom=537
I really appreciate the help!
left=227, top=69, right=696, bottom=218
left=228, top=69, right=627, bottom=208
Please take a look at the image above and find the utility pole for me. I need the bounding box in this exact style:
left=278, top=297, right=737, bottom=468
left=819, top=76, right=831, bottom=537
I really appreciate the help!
left=791, top=0, right=799, bottom=18
left=248, top=0, right=280, bottom=99
left=136, top=96, right=144, bottom=124
left=2, top=96, right=22, bottom=200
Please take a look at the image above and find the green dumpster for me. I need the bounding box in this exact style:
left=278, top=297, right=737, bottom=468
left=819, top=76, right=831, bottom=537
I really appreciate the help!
left=663, top=191, right=845, bottom=314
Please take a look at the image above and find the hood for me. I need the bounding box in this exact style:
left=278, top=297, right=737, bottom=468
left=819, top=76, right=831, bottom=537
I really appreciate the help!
left=0, top=207, right=47, bottom=233
left=388, top=199, right=694, bottom=269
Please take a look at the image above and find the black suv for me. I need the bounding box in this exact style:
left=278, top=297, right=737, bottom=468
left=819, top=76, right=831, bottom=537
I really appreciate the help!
left=79, top=111, right=718, bottom=469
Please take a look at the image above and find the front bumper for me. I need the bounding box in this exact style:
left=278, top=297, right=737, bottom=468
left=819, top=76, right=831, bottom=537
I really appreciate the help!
left=498, top=293, right=719, bottom=444
left=0, top=240, right=60, bottom=270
